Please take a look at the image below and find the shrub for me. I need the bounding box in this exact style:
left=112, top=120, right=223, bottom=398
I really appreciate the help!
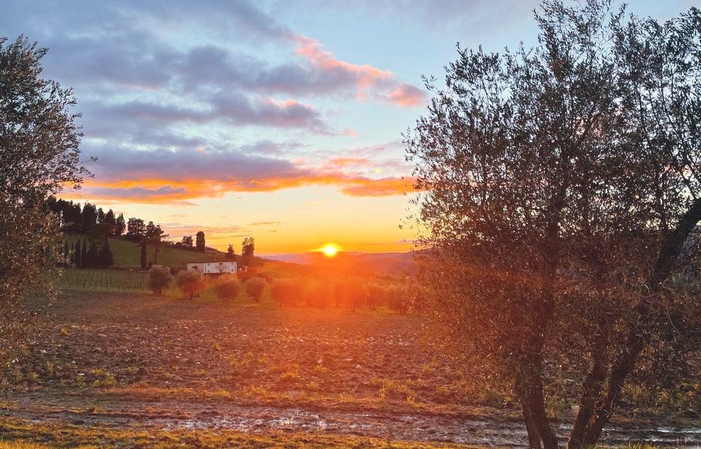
left=244, top=276, right=266, bottom=302
left=271, top=278, right=304, bottom=306
left=175, top=269, right=207, bottom=300
left=366, top=283, right=387, bottom=310
left=335, top=278, right=368, bottom=311
left=147, top=265, right=173, bottom=295
left=305, top=281, right=333, bottom=309
left=212, top=274, right=241, bottom=303
left=386, top=284, right=408, bottom=314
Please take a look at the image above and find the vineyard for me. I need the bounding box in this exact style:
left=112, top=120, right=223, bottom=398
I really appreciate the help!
left=59, top=269, right=151, bottom=293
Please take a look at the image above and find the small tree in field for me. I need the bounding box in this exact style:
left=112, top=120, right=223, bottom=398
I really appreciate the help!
left=271, top=278, right=304, bottom=306
left=147, top=265, right=173, bottom=295
left=244, top=276, right=266, bottom=302
left=305, top=281, right=333, bottom=309
left=366, top=283, right=387, bottom=310
left=176, top=269, right=207, bottom=300
left=212, top=274, right=241, bottom=303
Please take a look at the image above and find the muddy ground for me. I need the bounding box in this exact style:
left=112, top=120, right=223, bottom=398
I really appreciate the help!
left=2, top=291, right=700, bottom=447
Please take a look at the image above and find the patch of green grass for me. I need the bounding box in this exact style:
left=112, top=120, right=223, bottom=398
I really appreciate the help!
left=108, top=237, right=230, bottom=269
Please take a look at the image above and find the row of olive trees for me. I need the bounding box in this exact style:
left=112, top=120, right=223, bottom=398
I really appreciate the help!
left=148, top=267, right=424, bottom=312
left=406, top=1, right=701, bottom=447
left=147, top=266, right=266, bottom=302
left=269, top=277, right=426, bottom=312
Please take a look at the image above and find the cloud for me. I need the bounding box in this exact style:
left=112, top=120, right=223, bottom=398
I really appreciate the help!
left=326, top=157, right=371, bottom=168
left=340, top=177, right=416, bottom=197
left=386, top=83, right=429, bottom=107
left=249, top=221, right=282, bottom=226
left=292, top=35, right=426, bottom=107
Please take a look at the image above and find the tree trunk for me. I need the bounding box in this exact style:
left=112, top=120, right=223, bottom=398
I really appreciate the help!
left=568, top=314, right=610, bottom=449
left=570, top=197, right=701, bottom=447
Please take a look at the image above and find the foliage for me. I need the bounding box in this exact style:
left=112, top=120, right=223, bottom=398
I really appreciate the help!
left=334, top=278, right=368, bottom=311
left=244, top=276, right=266, bottom=302
left=139, top=239, right=147, bottom=269
left=271, top=278, right=304, bottom=306
left=147, top=265, right=174, bottom=295
left=225, top=244, right=235, bottom=259
left=0, top=35, right=87, bottom=366
left=211, top=274, right=241, bottom=303
left=241, top=237, right=255, bottom=257
left=405, top=2, right=701, bottom=448
left=305, top=280, right=333, bottom=309
left=175, top=269, right=207, bottom=300
left=126, top=217, right=145, bottom=241
left=195, top=231, right=205, bottom=253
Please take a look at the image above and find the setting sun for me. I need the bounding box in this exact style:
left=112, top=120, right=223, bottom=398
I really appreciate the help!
left=320, top=243, right=340, bottom=257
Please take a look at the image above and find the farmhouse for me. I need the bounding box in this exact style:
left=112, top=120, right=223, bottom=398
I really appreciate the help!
left=186, top=261, right=237, bottom=274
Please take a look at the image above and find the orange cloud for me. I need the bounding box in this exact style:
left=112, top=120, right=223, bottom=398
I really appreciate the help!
left=79, top=172, right=416, bottom=204
left=387, top=83, right=428, bottom=107
left=340, top=177, right=416, bottom=197
left=294, top=35, right=393, bottom=90
left=327, top=157, right=371, bottom=168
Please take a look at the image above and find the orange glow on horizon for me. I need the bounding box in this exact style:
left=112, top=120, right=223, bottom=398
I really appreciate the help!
left=319, top=243, right=340, bottom=257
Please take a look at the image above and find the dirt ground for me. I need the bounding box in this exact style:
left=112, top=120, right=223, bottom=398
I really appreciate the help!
left=2, top=291, right=700, bottom=447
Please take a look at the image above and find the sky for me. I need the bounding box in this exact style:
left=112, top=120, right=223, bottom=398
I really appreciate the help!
left=3, top=0, right=697, bottom=255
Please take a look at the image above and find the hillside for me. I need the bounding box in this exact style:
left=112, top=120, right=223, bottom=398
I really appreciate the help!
left=109, top=238, right=230, bottom=269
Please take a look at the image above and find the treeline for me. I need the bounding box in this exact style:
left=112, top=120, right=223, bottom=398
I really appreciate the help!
left=47, top=197, right=125, bottom=236
left=47, top=196, right=254, bottom=268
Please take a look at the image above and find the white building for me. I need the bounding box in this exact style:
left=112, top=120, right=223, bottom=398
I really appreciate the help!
left=186, top=261, right=237, bottom=274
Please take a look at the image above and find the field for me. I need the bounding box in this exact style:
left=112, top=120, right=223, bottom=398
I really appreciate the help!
left=3, top=286, right=700, bottom=448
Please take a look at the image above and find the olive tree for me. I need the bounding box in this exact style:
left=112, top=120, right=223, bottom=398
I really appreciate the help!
left=176, top=269, right=207, bottom=300
left=147, top=265, right=174, bottom=295
left=406, top=2, right=701, bottom=448
left=0, top=36, right=87, bottom=366
left=212, top=274, right=241, bottom=303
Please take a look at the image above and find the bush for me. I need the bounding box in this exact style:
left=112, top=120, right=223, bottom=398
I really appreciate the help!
left=386, top=284, right=408, bottom=314
left=335, top=278, right=368, bottom=311
left=212, top=274, right=241, bottom=303
left=271, top=278, right=304, bottom=306
left=147, top=265, right=173, bottom=295
left=244, top=277, right=266, bottom=302
left=175, top=269, right=207, bottom=300
left=366, top=283, right=387, bottom=310
left=305, top=281, right=333, bottom=309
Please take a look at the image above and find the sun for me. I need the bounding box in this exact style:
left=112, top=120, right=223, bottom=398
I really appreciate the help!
left=319, top=243, right=340, bottom=257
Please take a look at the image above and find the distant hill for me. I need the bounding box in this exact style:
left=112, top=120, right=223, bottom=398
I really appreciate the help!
left=264, top=252, right=415, bottom=276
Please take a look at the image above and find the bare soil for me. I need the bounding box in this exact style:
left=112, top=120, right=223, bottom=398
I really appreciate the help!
left=2, top=291, right=700, bottom=447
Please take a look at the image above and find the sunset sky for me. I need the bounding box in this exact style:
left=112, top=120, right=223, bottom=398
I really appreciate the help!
left=3, top=1, right=695, bottom=254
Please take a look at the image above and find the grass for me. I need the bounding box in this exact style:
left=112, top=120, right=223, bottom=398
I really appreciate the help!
left=0, top=419, right=471, bottom=449
left=107, top=237, right=230, bottom=269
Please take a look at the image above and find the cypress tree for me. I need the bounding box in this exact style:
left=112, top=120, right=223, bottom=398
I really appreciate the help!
left=140, top=238, right=147, bottom=269
left=74, top=239, right=82, bottom=268
left=81, top=239, right=87, bottom=268
left=100, top=237, right=114, bottom=267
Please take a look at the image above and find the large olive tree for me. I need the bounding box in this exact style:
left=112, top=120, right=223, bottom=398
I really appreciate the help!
left=0, top=36, right=87, bottom=366
left=406, top=2, right=701, bottom=448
